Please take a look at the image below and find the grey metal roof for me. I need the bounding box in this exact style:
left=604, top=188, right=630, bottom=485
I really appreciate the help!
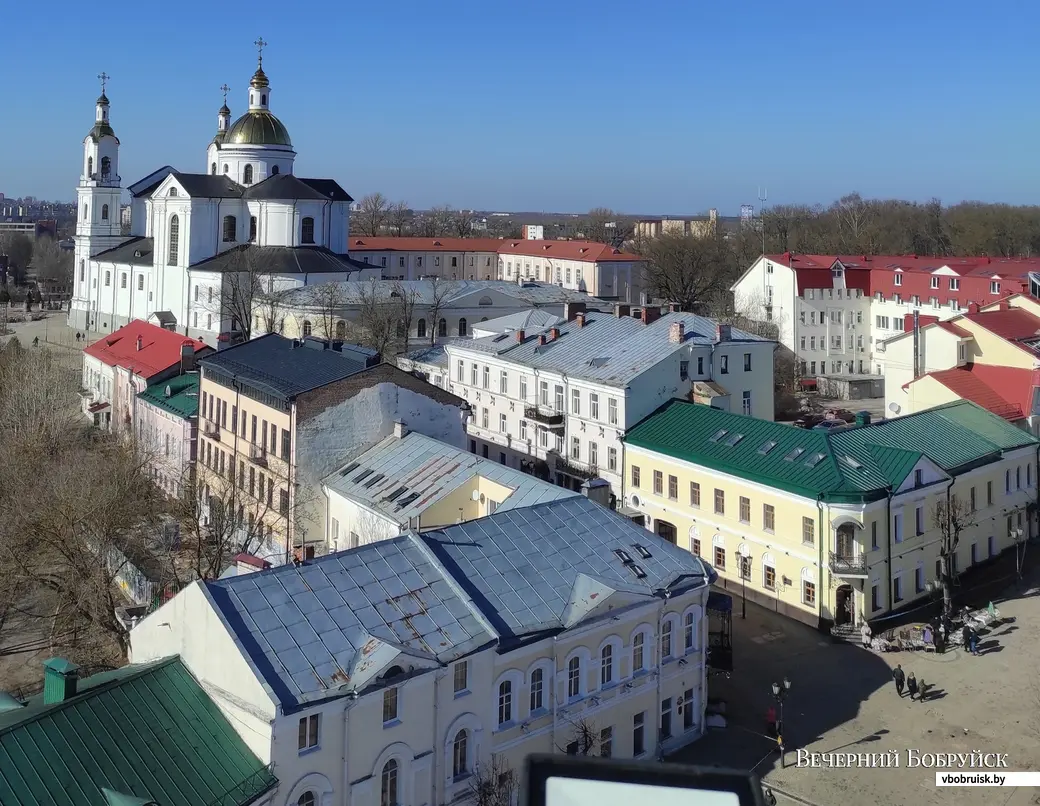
left=243, top=175, right=352, bottom=202
left=199, top=334, right=371, bottom=400
left=91, top=237, right=154, bottom=267
left=399, top=341, right=467, bottom=370
left=278, top=280, right=605, bottom=308
left=127, top=166, right=175, bottom=198
left=324, top=432, right=578, bottom=524
left=171, top=172, right=244, bottom=198
left=205, top=496, right=715, bottom=710
left=205, top=535, right=496, bottom=708
left=471, top=309, right=563, bottom=335
left=299, top=178, right=354, bottom=203
left=448, top=311, right=771, bottom=387
left=189, top=245, right=372, bottom=275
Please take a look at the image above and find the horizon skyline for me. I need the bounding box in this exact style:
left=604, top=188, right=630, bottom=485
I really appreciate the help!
left=6, top=0, right=1040, bottom=210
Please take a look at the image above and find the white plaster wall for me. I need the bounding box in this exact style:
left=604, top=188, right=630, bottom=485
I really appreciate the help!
left=325, top=494, right=403, bottom=550
left=135, top=396, right=195, bottom=496
left=793, top=291, right=872, bottom=376
left=129, top=582, right=277, bottom=761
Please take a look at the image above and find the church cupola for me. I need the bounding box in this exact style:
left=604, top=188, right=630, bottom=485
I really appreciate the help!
left=248, top=37, right=271, bottom=112
left=217, top=84, right=232, bottom=134
left=83, top=72, right=120, bottom=187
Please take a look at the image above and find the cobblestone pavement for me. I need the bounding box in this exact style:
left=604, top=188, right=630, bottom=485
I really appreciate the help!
left=670, top=562, right=1040, bottom=806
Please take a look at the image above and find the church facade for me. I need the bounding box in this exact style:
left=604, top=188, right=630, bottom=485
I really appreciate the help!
left=69, top=47, right=377, bottom=345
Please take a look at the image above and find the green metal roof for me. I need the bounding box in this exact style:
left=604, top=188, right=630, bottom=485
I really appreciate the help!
left=625, top=399, right=1038, bottom=504
left=0, top=657, right=276, bottom=806
left=136, top=372, right=200, bottom=420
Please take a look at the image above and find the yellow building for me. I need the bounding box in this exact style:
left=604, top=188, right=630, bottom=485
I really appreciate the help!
left=623, top=399, right=1039, bottom=629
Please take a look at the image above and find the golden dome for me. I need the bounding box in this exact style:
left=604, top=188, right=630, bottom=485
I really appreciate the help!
left=225, top=110, right=292, bottom=147
left=249, top=68, right=269, bottom=89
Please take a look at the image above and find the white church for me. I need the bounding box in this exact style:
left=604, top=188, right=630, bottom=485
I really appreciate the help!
left=69, top=43, right=377, bottom=344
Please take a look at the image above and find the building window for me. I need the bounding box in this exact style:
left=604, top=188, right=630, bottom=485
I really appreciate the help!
left=667, top=475, right=678, bottom=500
left=249, top=216, right=257, bottom=242
left=720, top=355, right=729, bottom=374
left=653, top=470, right=663, bottom=495
left=168, top=215, right=179, bottom=265
left=803, top=580, right=816, bottom=606
left=222, top=215, right=237, bottom=242
left=633, top=713, right=645, bottom=756
left=101, top=204, right=109, bottom=221
left=600, top=726, right=613, bottom=758
left=297, top=714, right=319, bottom=751
left=500, top=370, right=508, bottom=393
left=137, top=274, right=144, bottom=291
left=451, top=730, right=469, bottom=779
left=453, top=661, right=468, bottom=694
left=482, top=366, right=490, bottom=389
left=297, top=793, right=315, bottom=806
left=382, top=687, right=399, bottom=723
left=739, top=554, right=751, bottom=580
left=690, top=482, right=701, bottom=507
left=608, top=398, right=618, bottom=424
left=380, top=760, right=398, bottom=806
left=243, top=164, right=254, bottom=184
left=714, top=546, right=725, bottom=570
left=458, top=318, right=468, bottom=336
left=743, top=353, right=751, bottom=371
left=739, top=496, right=750, bottom=523
left=500, top=413, right=507, bottom=433
left=530, top=668, right=544, bottom=711
left=764, top=564, right=776, bottom=590
left=631, top=466, right=640, bottom=488
left=660, top=698, right=673, bottom=740
left=742, top=391, right=752, bottom=415
left=763, top=504, right=775, bottom=531
left=714, top=488, right=724, bottom=515
left=683, top=612, right=696, bottom=650
left=498, top=681, right=513, bottom=725
left=802, top=517, right=815, bottom=545
left=567, top=656, right=581, bottom=699
left=79, top=260, right=85, bottom=282
left=303, top=320, right=312, bottom=337
left=600, top=644, right=613, bottom=686
left=571, top=388, right=580, bottom=414
left=302, top=217, right=315, bottom=244
left=893, top=576, right=903, bottom=603
left=120, top=273, right=127, bottom=289
left=632, top=632, right=645, bottom=672
left=104, top=270, right=111, bottom=286
left=915, top=506, right=924, bottom=535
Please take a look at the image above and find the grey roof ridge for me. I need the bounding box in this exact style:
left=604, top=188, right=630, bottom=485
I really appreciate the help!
left=405, top=531, right=503, bottom=646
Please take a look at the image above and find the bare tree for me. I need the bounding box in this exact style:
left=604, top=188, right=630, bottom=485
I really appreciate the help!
left=202, top=246, right=276, bottom=340
left=583, top=207, right=632, bottom=248
left=0, top=232, right=33, bottom=283
left=639, top=231, right=738, bottom=313
left=469, top=754, right=517, bottom=806
left=355, top=193, right=389, bottom=237
left=452, top=210, right=474, bottom=238
left=347, top=279, right=398, bottom=357
left=424, top=276, right=458, bottom=345
left=387, top=201, right=411, bottom=237
left=933, top=495, right=974, bottom=621
left=30, top=235, right=73, bottom=284
left=391, top=281, right=420, bottom=356
left=307, top=282, right=347, bottom=341
left=558, top=717, right=600, bottom=755
left=430, top=205, right=455, bottom=238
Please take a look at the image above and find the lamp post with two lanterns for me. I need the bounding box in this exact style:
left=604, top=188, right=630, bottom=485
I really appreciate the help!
left=771, top=677, right=792, bottom=768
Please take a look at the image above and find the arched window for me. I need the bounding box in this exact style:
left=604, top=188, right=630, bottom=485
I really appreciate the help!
left=248, top=216, right=257, bottom=242
left=101, top=204, right=109, bottom=221
left=104, top=270, right=111, bottom=287
left=452, top=729, right=468, bottom=779
left=168, top=215, right=180, bottom=265
left=100, top=156, right=111, bottom=178
left=243, top=164, right=253, bottom=184
left=83, top=203, right=88, bottom=220
left=458, top=318, right=468, bottom=337
left=600, top=644, right=613, bottom=686
left=79, top=260, right=85, bottom=282
left=416, top=319, right=427, bottom=339
left=438, top=318, right=447, bottom=337
left=223, top=164, right=229, bottom=174
left=297, top=793, right=316, bottom=806
left=87, top=156, right=93, bottom=177
left=684, top=611, right=696, bottom=650
left=301, top=217, right=315, bottom=244
left=529, top=667, right=544, bottom=711
left=222, top=215, right=237, bottom=243
left=300, top=321, right=312, bottom=337
left=335, top=320, right=346, bottom=339
left=262, top=94, right=267, bottom=105
left=497, top=680, right=513, bottom=725
left=272, top=165, right=280, bottom=175
left=210, top=162, right=217, bottom=175
left=661, top=618, right=673, bottom=659
left=250, top=93, right=255, bottom=105
left=632, top=630, right=646, bottom=672
left=380, top=759, right=398, bottom=806
left=169, top=188, right=177, bottom=197
left=566, top=656, right=581, bottom=698
left=396, top=320, right=407, bottom=339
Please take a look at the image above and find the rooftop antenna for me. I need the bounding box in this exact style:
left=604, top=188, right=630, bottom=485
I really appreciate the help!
left=757, top=187, right=768, bottom=255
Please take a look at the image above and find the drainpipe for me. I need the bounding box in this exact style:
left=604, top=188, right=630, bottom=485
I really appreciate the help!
left=342, top=690, right=358, bottom=803
left=816, top=494, right=825, bottom=627
left=550, top=635, right=559, bottom=751
left=655, top=591, right=669, bottom=759
left=941, top=477, right=956, bottom=617
left=884, top=486, right=893, bottom=621
left=431, top=667, right=443, bottom=806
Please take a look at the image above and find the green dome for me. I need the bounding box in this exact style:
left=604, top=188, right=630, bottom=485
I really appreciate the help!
left=225, top=110, right=292, bottom=147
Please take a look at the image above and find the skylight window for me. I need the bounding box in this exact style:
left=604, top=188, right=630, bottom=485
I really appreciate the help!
left=364, top=473, right=385, bottom=488
left=353, top=468, right=374, bottom=483
left=709, top=429, right=728, bottom=443
left=632, top=544, right=653, bottom=560
left=724, top=433, right=745, bottom=447
left=783, top=447, right=805, bottom=462
left=493, top=334, right=509, bottom=342
left=384, top=486, right=408, bottom=502
left=841, top=455, right=863, bottom=470
left=629, top=564, right=648, bottom=580
left=613, top=548, right=634, bottom=564
left=758, top=440, right=778, bottom=455
left=340, top=462, right=360, bottom=477
left=805, top=453, right=827, bottom=468
left=396, top=493, right=420, bottom=509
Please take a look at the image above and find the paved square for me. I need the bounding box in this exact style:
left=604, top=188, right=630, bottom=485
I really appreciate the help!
left=671, top=566, right=1040, bottom=806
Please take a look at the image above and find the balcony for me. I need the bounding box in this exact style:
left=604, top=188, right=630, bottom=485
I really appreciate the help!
left=202, top=420, right=221, bottom=440
left=249, top=445, right=268, bottom=467
left=525, top=406, right=564, bottom=427
left=829, top=551, right=868, bottom=578
left=555, top=456, right=598, bottom=480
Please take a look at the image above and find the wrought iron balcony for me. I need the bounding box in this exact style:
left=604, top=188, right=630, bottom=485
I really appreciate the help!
left=524, top=405, right=564, bottom=427
left=829, top=551, right=868, bottom=577
left=556, top=456, right=598, bottom=480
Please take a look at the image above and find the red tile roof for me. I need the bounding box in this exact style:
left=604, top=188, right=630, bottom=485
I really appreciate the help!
left=349, top=237, right=642, bottom=262
left=921, top=364, right=1034, bottom=421
left=935, top=320, right=973, bottom=338
left=83, top=319, right=210, bottom=380
left=963, top=307, right=1040, bottom=341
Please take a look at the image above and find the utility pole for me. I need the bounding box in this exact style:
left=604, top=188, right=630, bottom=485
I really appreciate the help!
left=912, top=308, right=921, bottom=379
left=758, top=187, right=768, bottom=254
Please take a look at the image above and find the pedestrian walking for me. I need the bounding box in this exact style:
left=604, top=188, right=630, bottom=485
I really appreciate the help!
left=962, top=624, right=971, bottom=651
left=861, top=621, right=872, bottom=648
left=969, top=629, right=980, bottom=656
left=893, top=664, right=906, bottom=697
left=907, top=672, right=919, bottom=701
left=917, top=677, right=927, bottom=702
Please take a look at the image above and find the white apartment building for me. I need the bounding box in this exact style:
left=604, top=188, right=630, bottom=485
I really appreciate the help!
left=130, top=496, right=717, bottom=806
left=438, top=305, right=775, bottom=500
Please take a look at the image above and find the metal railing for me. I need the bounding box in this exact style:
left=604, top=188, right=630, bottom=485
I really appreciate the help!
left=829, top=551, right=868, bottom=576
left=524, top=406, right=564, bottom=426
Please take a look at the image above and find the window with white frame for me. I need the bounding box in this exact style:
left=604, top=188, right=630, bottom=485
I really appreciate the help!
left=500, top=370, right=508, bottom=394
left=520, top=375, right=528, bottom=401
left=297, top=713, right=319, bottom=751
left=500, top=413, right=507, bottom=433
left=529, top=667, right=544, bottom=711
left=571, top=388, right=580, bottom=414
left=520, top=420, right=528, bottom=441
left=683, top=611, right=697, bottom=651
left=452, top=729, right=469, bottom=779
left=457, top=360, right=464, bottom=382
left=539, top=381, right=548, bottom=405
left=453, top=660, right=468, bottom=694
left=471, top=364, right=478, bottom=386
left=632, top=630, right=646, bottom=672
left=589, top=441, right=598, bottom=468
left=661, top=619, right=673, bottom=659
left=590, top=393, right=599, bottom=419
left=554, top=385, right=564, bottom=412
left=600, top=644, right=613, bottom=686
left=482, top=366, right=490, bottom=389
left=382, top=687, right=398, bottom=724
left=380, top=759, right=398, bottom=806
left=497, top=681, right=513, bottom=725
left=607, top=446, right=617, bottom=472
left=566, top=656, right=582, bottom=699
left=608, top=398, right=618, bottom=424
left=571, top=437, right=580, bottom=460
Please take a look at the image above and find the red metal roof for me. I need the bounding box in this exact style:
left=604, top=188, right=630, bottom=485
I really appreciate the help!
left=349, top=236, right=641, bottom=262
left=921, top=364, right=1034, bottom=421
left=83, top=319, right=209, bottom=379
left=348, top=237, right=506, bottom=252
left=963, top=307, right=1040, bottom=341
left=935, top=320, right=972, bottom=338
left=498, top=240, right=641, bottom=262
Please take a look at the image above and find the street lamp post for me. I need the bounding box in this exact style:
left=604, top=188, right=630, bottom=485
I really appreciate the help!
left=1012, top=527, right=1025, bottom=582
left=740, top=552, right=752, bottom=620
left=771, top=677, right=792, bottom=768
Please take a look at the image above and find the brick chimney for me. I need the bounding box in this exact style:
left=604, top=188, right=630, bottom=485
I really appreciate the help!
left=669, top=322, right=685, bottom=343
left=614, top=303, right=631, bottom=318
left=967, top=302, right=980, bottom=314
left=716, top=323, right=732, bottom=342
left=575, top=312, right=586, bottom=328
left=549, top=327, right=561, bottom=340
left=538, top=334, right=547, bottom=346
left=136, top=335, right=143, bottom=351
left=564, top=301, right=586, bottom=321
left=515, top=329, right=525, bottom=343
left=640, top=306, right=662, bottom=326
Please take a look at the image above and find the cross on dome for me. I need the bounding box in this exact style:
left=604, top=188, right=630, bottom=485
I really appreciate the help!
left=254, top=37, right=267, bottom=67
left=97, top=72, right=109, bottom=93
left=220, top=84, right=230, bottom=103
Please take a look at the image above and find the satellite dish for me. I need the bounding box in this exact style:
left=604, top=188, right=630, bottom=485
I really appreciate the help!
left=888, top=402, right=901, bottom=414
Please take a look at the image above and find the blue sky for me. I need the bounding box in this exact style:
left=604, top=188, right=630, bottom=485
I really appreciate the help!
left=7, top=0, right=1040, bottom=213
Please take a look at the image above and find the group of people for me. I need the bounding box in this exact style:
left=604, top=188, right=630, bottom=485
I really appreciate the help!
left=892, top=664, right=927, bottom=702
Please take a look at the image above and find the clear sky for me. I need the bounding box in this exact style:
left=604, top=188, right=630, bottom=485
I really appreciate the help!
left=6, top=0, right=1040, bottom=213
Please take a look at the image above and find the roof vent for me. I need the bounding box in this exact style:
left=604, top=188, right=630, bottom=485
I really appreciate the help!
left=340, top=462, right=360, bottom=476
left=708, top=429, right=728, bottom=443
left=629, top=564, right=648, bottom=580
left=841, top=455, right=863, bottom=469
left=433, top=240, right=442, bottom=246
left=164, top=385, right=172, bottom=398
left=0, top=691, right=25, bottom=714
left=724, top=433, right=745, bottom=447
left=758, top=440, right=777, bottom=455
left=42, top=657, right=79, bottom=704
left=133, top=250, right=142, bottom=258
left=783, top=447, right=805, bottom=462
left=805, top=453, right=827, bottom=468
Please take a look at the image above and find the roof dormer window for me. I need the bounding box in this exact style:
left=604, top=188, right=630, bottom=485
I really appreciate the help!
left=169, top=188, right=178, bottom=197
left=930, top=276, right=939, bottom=289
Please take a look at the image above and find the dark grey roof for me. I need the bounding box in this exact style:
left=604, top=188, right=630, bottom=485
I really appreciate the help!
left=172, top=172, right=244, bottom=198
left=243, top=174, right=352, bottom=202
left=91, top=237, right=154, bottom=266
left=199, top=334, right=372, bottom=400
left=189, top=245, right=372, bottom=275
left=128, top=166, right=175, bottom=198
left=204, top=496, right=715, bottom=710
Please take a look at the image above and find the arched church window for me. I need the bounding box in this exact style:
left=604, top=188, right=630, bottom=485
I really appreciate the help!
left=302, top=321, right=312, bottom=337
left=101, top=204, right=109, bottom=221
left=169, top=188, right=178, bottom=197
left=222, top=215, right=237, bottom=243
left=120, top=273, right=127, bottom=289
left=168, top=215, right=180, bottom=266
left=301, top=217, right=315, bottom=245
left=243, top=165, right=253, bottom=185
left=100, top=157, right=111, bottom=178
left=261, top=94, right=267, bottom=105
left=104, top=271, right=111, bottom=287
left=458, top=318, right=468, bottom=337
left=210, top=162, right=217, bottom=175
left=223, top=164, right=229, bottom=174
left=87, top=157, right=93, bottom=177
left=83, top=204, right=88, bottom=220
left=249, top=216, right=257, bottom=243
left=271, top=165, right=280, bottom=175
left=416, top=319, right=427, bottom=339
left=79, top=260, right=85, bottom=282
left=250, top=93, right=255, bottom=105
left=335, top=320, right=346, bottom=339
left=438, top=318, right=447, bottom=337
